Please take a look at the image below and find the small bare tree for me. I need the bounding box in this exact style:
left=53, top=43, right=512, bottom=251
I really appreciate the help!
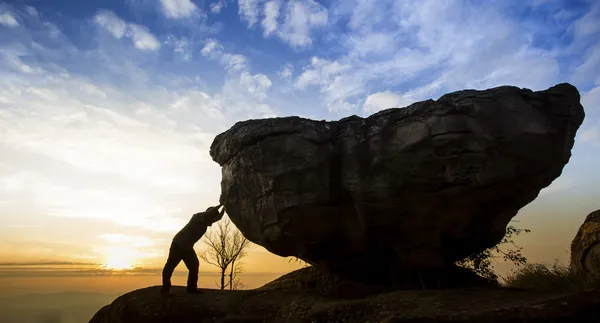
left=227, top=228, right=250, bottom=290
left=200, top=217, right=250, bottom=290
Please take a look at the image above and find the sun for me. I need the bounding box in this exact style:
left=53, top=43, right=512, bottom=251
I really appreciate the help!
left=102, top=254, right=135, bottom=270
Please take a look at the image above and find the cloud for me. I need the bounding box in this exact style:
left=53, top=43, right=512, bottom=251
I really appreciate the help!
left=1, top=52, right=42, bottom=74
left=237, top=0, right=328, bottom=48
left=0, top=11, right=19, bottom=27
left=221, top=53, right=248, bottom=72
left=292, top=0, right=562, bottom=112
left=239, top=71, right=273, bottom=99
left=262, top=0, right=280, bottom=36
left=94, top=10, right=127, bottom=38
left=0, top=70, right=264, bottom=232
left=0, top=58, right=272, bottom=238
left=99, top=234, right=155, bottom=248
left=0, top=9, right=280, bottom=242
left=582, top=85, right=600, bottom=111
left=200, top=39, right=249, bottom=72
left=573, top=0, right=600, bottom=39
left=278, top=63, right=293, bottom=80
left=295, top=56, right=351, bottom=88
left=210, top=0, right=228, bottom=13
left=94, top=10, right=160, bottom=51
left=25, top=6, right=38, bottom=17
left=200, top=38, right=273, bottom=100
left=580, top=126, right=599, bottom=143
left=572, top=44, right=600, bottom=86
left=238, top=0, right=263, bottom=27
left=363, top=91, right=412, bottom=114
left=127, top=23, right=161, bottom=50
left=166, top=35, right=192, bottom=60
left=278, top=0, right=328, bottom=48
left=579, top=85, right=600, bottom=145
left=159, top=0, right=199, bottom=19
left=200, top=38, right=223, bottom=57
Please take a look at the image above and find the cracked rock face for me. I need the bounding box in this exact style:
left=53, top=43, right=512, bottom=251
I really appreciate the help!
left=210, top=83, right=584, bottom=279
left=571, top=210, right=600, bottom=280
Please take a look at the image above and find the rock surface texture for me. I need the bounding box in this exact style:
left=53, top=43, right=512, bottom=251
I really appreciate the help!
left=89, top=271, right=600, bottom=323
left=571, top=209, right=600, bottom=280
left=210, top=83, right=585, bottom=279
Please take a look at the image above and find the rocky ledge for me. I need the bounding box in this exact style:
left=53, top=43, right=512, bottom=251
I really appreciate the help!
left=90, top=268, right=600, bottom=323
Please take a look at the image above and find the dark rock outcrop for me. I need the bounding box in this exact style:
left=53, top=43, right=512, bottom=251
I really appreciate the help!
left=571, top=209, right=600, bottom=280
left=210, top=83, right=584, bottom=279
left=89, top=274, right=600, bottom=323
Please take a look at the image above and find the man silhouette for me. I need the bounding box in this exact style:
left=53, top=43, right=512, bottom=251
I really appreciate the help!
left=161, top=204, right=225, bottom=295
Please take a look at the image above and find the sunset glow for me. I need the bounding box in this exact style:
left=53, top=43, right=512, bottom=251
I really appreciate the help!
left=0, top=0, right=598, bottom=303
left=102, top=256, right=134, bottom=271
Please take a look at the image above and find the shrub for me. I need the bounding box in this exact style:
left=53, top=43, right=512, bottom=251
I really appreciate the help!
left=502, top=261, right=597, bottom=292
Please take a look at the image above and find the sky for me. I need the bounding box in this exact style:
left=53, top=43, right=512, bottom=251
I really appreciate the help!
left=0, top=0, right=599, bottom=295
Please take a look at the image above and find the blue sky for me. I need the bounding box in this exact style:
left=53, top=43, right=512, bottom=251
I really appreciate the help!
left=0, top=0, right=599, bottom=274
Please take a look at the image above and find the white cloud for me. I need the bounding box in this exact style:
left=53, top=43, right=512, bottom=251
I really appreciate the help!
left=346, top=32, right=396, bottom=57
left=94, top=10, right=160, bottom=51
left=292, top=0, right=561, bottom=112
left=295, top=56, right=351, bottom=88
left=201, top=39, right=252, bottom=73
left=25, top=6, right=38, bottom=17
left=0, top=69, right=277, bottom=232
left=363, top=91, right=412, bottom=114
left=572, top=45, right=600, bottom=85
left=221, top=54, right=248, bottom=72
left=239, top=71, right=272, bottom=99
left=573, top=1, right=600, bottom=39
left=238, top=0, right=263, bottom=27
left=582, top=85, right=600, bottom=110
left=278, top=63, right=293, bottom=80
left=580, top=126, right=599, bottom=143
left=279, top=0, right=328, bottom=48
left=127, top=23, right=161, bottom=50
left=159, top=0, right=199, bottom=19
left=0, top=12, right=19, bottom=27
left=1, top=52, right=41, bottom=74
left=199, top=38, right=274, bottom=102
left=99, top=234, right=154, bottom=248
left=262, top=0, right=280, bottom=36
left=237, top=0, right=328, bottom=48
left=210, top=1, right=228, bottom=13
left=201, top=38, right=223, bottom=57
left=166, top=35, right=192, bottom=60
left=94, top=10, right=127, bottom=39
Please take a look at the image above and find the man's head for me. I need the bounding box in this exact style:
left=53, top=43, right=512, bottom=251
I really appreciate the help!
left=204, top=204, right=225, bottom=224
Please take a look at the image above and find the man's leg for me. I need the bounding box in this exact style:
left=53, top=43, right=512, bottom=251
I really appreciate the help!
left=181, top=248, right=200, bottom=293
left=161, top=243, right=183, bottom=295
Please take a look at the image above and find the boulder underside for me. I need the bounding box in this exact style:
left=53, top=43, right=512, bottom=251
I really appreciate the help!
left=210, top=83, right=585, bottom=279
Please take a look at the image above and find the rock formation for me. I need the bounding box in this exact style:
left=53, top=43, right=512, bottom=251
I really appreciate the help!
left=210, top=83, right=585, bottom=279
left=89, top=273, right=600, bottom=323
left=571, top=209, right=600, bottom=280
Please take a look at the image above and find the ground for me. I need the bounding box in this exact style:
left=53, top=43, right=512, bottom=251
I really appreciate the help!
left=90, top=268, right=600, bottom=323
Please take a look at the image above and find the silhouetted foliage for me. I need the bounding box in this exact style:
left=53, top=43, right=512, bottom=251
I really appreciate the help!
left=456, top=224, right=531, bottom=281
left=503, top=260, right=598, bottom=292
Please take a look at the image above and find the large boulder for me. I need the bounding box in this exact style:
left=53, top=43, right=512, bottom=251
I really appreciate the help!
left=571, top=209, right=600, bottom=280
left=210, top=83, right=584, bottom=279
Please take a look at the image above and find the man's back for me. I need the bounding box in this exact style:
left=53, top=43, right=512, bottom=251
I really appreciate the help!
left=173, top=213, right=208, bottom=249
